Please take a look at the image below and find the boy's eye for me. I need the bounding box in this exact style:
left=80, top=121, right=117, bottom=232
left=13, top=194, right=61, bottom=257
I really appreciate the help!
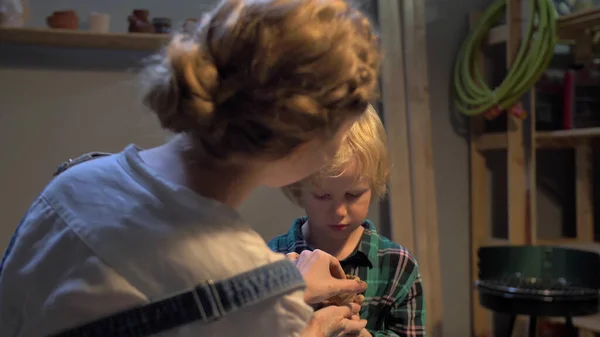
left=313, top=193, right=331, bottom=200
left=345, top=191, right=366, bottom=200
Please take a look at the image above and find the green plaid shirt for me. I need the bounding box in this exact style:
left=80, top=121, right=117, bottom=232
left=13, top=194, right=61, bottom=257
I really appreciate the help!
left=268, top=217, right=426, bottom=337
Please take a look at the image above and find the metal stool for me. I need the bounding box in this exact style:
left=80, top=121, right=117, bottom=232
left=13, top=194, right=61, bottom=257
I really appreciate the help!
left=476, top=246, right=600, bottom=337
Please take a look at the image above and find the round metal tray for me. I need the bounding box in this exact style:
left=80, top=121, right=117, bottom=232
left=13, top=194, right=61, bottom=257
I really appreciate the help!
left=476, top=277, right=599, bottom=301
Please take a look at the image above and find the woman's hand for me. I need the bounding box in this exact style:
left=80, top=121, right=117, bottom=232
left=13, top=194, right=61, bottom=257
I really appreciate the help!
left=353, top=294, right=365, bottom=306
left=301, top=303, right=367, bottom=337
left=287, top=250, right=367, bottom=304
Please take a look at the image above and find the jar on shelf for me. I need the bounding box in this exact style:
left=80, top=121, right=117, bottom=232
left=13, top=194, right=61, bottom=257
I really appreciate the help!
left=152, top=17, right=171, bottom=34
left=128, top=9, right=153, bottom=33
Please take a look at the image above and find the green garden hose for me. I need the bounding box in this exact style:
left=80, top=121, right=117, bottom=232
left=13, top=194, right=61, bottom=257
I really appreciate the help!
left=453, top=0, right=557, bottom=118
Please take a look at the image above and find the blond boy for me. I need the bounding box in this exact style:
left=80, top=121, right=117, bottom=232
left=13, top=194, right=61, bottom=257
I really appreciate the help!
left=269, top=105, right=426, bottom=337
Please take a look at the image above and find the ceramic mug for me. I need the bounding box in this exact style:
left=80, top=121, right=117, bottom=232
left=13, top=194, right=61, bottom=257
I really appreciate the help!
left=89, top=12, right=109, bottom=33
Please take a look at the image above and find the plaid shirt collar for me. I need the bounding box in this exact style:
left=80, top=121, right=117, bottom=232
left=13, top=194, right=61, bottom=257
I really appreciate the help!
left=284, top=217, right=374, bottom=269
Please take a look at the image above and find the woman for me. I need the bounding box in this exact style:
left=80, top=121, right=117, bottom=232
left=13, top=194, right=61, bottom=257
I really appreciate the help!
left=0, top=0, right=381, bottom=336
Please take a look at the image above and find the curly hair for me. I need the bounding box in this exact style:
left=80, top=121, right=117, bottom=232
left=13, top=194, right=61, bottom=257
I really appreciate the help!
left=140, top=0, right=380, bottom=161
left=282, top=104, right=389, bottom=206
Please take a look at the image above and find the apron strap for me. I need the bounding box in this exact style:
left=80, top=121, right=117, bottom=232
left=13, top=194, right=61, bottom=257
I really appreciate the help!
left=53, top=152, right=113, bottom=176
left=49, top=259, right=305, bottom=337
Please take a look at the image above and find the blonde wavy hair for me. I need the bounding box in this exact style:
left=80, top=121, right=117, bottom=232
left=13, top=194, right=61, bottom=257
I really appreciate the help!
left=282, top=104, right=389, bottom=205
left=140, top=0, right=381, bottom=161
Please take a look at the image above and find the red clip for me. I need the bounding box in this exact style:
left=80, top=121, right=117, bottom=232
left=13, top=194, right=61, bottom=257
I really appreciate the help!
left=484, top=105, right=503, bottom=120
left=509, top=102, right=528, bottom=120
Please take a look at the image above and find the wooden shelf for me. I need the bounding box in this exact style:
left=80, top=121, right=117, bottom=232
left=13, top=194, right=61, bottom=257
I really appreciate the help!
left=558, top=7, right=600, bottom=38
left=487, top=7, right=600, bottom=45
left=537, top=127, right=600, bottom=139
left=476, top=127, right=600, bottom=150
left=537, top=127, right=600, bottom=147
left=0, top=27, right=170, bottom=51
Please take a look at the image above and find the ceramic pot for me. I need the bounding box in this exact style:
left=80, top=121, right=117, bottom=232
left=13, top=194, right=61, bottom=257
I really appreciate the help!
left=132, top=9, right=149, bottom=21
left=128, top=9, right=153, bottom=33
left=46, top=10, right=78, bottom=29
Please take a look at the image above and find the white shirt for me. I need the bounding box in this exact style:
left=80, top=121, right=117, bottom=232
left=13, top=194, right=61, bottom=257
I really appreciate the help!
left=0, top=145, right=313, bottom=337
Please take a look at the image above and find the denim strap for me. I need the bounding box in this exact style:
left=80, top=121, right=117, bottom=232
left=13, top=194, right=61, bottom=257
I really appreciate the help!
left=49, top=259, right=305, bottom=337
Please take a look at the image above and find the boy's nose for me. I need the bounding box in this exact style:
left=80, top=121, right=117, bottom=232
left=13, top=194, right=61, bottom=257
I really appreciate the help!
left=333, top=203, right=348, bottom=217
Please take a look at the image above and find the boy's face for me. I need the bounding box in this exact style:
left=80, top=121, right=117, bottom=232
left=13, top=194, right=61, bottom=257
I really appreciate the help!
left=300, top=163, right=372, bottom=239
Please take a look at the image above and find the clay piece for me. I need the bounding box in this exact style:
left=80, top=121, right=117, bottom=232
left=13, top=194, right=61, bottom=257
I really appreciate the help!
left=322, top=274, right=366, bottom=306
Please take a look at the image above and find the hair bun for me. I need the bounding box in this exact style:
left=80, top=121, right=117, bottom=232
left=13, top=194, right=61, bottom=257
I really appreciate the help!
left=141, top=34, right=221, bottom=134
left=141, top=0, right=381, bottom=161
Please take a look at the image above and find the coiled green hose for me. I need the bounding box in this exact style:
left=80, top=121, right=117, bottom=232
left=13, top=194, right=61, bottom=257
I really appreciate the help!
left=453, top=0, right=557, bottom=118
